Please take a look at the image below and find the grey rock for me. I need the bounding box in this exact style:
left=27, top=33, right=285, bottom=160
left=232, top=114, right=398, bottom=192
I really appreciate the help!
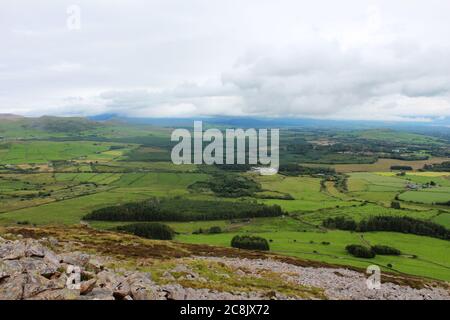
left=1, top=259, right=25, bottom=275
left=162, top=284, right=186, bottom=300
left=113, top=280, right=131, bottom=299
left=23, top=273, right=52, bottom=299
left=96, top=270, right=130, bottom=299
left=84, top=287, right=115, bottom=300
left=28, top=288, right=79, bottom=300
left=86, top=257, right=104, bottom=272
left=0, top=242, right=26, bottom=260
left=19, top=257, right=58, bottom=277
left=127, top=272, right=157, bottom=300
left=48, top=237, right=59, bottom=246
left=80, top=278, right=97, bottom=295
left=162, top=271, right=175, bottom=281
left=43, top=251, right=61, bottom=268
left=24, top=240, right=46, bottom=258
left=0, top=274, right=27, bottom=300
left=60, top=252, right=90, bottom=267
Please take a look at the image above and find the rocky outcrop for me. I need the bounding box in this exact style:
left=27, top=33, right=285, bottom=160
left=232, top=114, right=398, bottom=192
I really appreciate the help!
left=0, top=238, right=159, bottom=300
left=0, top=237, right=274, bottom=300
left=198, top=257, right=450, bottom=300
left=0, top=236, right=449, bottom=300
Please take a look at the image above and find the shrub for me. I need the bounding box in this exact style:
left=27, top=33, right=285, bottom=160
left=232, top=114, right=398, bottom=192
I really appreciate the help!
left=208, top=226, right=222, bottom=234
left=390, top=201, right=401, bottom=209
left=390, top=165, right=413, bottom=171
left=117, top=222, right=174, bottom=240
left=231, top=235, right=270, bottom=251
left=323, top=217, right=357, bottom=231
left=371, top=245, right=401, bottom=256
left=345, top=244, right=376, bottom=258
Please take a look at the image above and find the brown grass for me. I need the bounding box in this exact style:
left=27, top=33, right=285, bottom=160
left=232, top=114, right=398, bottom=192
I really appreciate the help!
left=2, top=225, right=447, bottom=290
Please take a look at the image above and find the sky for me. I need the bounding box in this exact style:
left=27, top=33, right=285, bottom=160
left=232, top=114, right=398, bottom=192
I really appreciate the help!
left=1, top=0, right=450, bottom=121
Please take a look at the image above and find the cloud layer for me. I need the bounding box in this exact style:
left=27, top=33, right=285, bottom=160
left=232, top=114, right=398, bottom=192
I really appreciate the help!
left=1, top=0, right=450, bottom=121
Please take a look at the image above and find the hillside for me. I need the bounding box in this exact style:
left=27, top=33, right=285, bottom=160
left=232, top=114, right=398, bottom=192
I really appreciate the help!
left=1, top=225, right=448, bottom=300
left=0, top=115, right=449, bottom=291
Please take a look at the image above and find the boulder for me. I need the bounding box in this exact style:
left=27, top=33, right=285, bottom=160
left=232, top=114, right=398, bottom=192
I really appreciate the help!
left=0, top=242, right=26, bottom=260
left=96, top=270, right=130, bottom=299
left=0, top=274, right=27, bottom=300
left=83, top=287, right=115, bottom=300
left=1, top=259, right=24, bottom=275
left=47, top=237, right=59, bottom=246
left=24, top=240, right=46, bottom=258
left=170, top=264, right=199, bottom=279
left=28, top=288, right=79, bottom=300
left=60, top=252, right=90, bottom=267
left=43, top=251, right=61, bottom=268
left=162, top=284, right=187, bottom=300
left=23, top=273, right=52, bottom=299
left=86, top=257, right=104, bottom=273
left=19, top=257, right=58, bottom=278
left=80, top=279, right=97, bottom=295
left=162, top=271, right=175, bottom=281
left=127, top=272, right=157, bottom=300
left=23, top=270, right=68, bottom=299
left=113, top=280, right=131, bottom=299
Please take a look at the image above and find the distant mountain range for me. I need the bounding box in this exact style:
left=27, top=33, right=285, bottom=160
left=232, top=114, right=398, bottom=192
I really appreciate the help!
left=88, top=113, right=450, bottom=131
left=2, top=113, right=450, bottom=132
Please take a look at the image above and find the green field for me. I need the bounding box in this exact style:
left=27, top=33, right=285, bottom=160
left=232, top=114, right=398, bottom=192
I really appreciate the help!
left=0, top=141, right=136, bottom=164
left=176, top=230, right=450, bottom=281
left=399, top=188, right=450, bottom=204
left=255, top=175, right=359, bottom=211
left=1, top=117, right=449, bottom=282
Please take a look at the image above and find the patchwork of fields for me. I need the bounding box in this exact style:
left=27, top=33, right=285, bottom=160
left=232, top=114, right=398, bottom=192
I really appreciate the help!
left=0, top=122, right=449, bottom=282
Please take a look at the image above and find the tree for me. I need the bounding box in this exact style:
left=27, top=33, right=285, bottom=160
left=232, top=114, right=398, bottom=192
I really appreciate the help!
left=209, top=226, right=222, bottom=234
left=117, top=223, right=174, bottom=240
left=371, top=245, right=401, bottom=256
left=231, top=235, right=270, bottom=251
left=345, top=244, right=375, bottom=258
left=390, top=201, right=401, bottom=209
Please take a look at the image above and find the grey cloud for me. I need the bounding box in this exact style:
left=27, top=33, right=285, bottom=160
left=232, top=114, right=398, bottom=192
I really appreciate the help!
left=1, top=0, right=450, bottom=120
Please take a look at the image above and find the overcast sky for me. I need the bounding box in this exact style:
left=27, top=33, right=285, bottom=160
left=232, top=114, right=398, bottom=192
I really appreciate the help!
left=1, top=0, right=450, bottom=121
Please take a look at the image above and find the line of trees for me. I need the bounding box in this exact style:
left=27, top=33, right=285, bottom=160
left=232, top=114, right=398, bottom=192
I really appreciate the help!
left=345, top=244, right=375, bottom=258
left=278, top=163, right=335, bottom=176
left=423, top=161, right=450, bottom=172
left=371, top=245, right=401, bottom=256
left=324, top=216, right=450, bottom=240
left=345, top=244, right=401, bottom=259
left=390, top=165, right=413, bottom=171
left=84, top=197, right=284, bottom=222
left=117, top=222, right=174, bottom=240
